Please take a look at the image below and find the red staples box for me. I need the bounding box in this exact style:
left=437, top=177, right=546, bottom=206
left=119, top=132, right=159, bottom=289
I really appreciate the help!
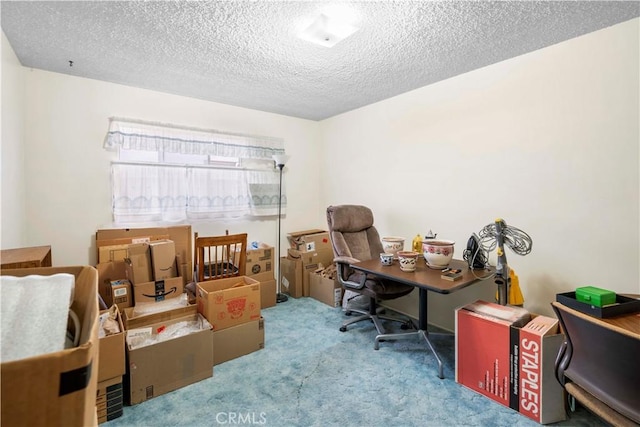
left=455, top=300, right=530, bottom=408
left=513, top=315, right=566, bottom=424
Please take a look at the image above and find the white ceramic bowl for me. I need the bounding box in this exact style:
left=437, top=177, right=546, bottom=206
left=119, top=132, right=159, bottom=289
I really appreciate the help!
left=381, top=237, right=405, bottom=259
left=379, top=252, right=394, bottom=266
left=422, top=239, right=455, bottom=269
left=397, top=251, right=420, bottom=272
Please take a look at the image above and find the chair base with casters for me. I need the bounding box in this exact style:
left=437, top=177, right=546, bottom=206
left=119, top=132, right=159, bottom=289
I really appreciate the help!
left=327, top=204, right=419, bottom=350
left=335, top=262, right=416, bottom=349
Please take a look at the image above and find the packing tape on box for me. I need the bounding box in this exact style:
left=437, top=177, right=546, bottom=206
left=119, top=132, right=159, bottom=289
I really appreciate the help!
left=59, top=362, right=93, bottom=396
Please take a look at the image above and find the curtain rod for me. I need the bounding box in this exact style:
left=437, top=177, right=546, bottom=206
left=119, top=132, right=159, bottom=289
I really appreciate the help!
left=109, top=116, right=284, bottom=143
left=111, top=161, right=278, bottom=173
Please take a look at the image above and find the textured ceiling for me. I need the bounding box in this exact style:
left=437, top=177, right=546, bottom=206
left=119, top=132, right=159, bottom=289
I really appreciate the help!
left=2, top=1, right=639, bottom=121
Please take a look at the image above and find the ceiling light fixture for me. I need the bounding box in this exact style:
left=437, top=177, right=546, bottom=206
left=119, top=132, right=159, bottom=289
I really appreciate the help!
left=298, top=13, right=359, bottom=48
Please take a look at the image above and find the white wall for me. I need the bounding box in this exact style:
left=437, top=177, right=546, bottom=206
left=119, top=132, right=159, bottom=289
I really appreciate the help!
left=4, top=58, right=322, bottom=266
left=1, top=31, right=26, bottom=248
left=2, top=19, right=638, bottom=327
left=320, top=18, right=640, bottom=325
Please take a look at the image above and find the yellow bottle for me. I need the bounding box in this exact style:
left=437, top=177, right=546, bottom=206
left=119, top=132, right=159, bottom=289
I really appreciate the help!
left=509, top=269, right=525, bottom=306
left=412, top=234, right=422, bottom=253
left=494, top=268, right=525, bottom=306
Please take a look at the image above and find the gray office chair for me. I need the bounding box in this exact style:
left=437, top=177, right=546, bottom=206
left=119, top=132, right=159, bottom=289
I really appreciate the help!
left=326, top=204, right=415, bottom=348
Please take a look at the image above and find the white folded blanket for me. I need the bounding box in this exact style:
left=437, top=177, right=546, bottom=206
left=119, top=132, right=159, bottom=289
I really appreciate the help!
left=0, top=273, right=75, bottom=363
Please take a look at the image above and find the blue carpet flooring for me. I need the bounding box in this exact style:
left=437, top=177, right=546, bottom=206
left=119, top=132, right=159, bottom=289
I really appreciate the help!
left=105, top=297, right=605, bottom=427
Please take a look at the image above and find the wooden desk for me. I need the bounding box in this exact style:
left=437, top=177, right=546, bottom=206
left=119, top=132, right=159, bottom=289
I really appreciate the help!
left=1, top=245, right=52, bottom=269
left=350, top=258, right=491, bottom=378
left=597, top=295, right=640, bottom=336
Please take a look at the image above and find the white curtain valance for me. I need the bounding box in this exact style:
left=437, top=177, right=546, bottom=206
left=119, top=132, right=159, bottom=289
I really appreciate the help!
left=104, top=117, right=285, bottom=160
left=111, top=162, right=284, bottom=223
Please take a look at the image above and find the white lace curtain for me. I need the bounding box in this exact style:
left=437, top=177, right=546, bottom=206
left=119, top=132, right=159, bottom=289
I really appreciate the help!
left=105, top=118, right=286, bottom=223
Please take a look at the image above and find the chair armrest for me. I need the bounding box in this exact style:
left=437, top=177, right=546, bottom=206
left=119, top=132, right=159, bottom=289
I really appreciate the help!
left=333, top=256, right=359, bottom=265
left=334, top=260, right=366, bottom=290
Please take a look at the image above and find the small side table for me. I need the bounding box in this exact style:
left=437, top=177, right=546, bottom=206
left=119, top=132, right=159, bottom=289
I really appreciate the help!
left=1, top=245, right=52, bottom=269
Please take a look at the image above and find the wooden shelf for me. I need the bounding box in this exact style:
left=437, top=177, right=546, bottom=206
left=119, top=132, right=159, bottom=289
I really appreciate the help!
left=1, top=245, right=52, bottom=269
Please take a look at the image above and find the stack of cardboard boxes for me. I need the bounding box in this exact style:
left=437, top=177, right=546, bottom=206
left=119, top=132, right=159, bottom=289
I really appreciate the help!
left=1, top=227, right=275, bottom=422
left=94, top=225, right=215, bottom=407
left=196, top=275, right=265, bottom=365
left=280, top=229, right=342, bottom=306
left=96, top=306, right=126, bottom=423
left=96, top=226, right=192, bottom=310
left=238, top=243, right=277, bottom=308
left=93, top=225, right=273, bottom=406
left=455, top=300, right=566, bottom=424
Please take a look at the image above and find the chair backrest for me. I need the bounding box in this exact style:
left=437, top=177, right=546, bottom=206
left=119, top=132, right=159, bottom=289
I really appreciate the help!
left=551, top=302, right=640, bottom=424
left=194, top=232, right=247, bottom=282
left=326, top=205, right=384, bottom=262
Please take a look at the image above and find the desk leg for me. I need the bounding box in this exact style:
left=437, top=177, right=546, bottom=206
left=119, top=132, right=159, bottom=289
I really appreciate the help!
left=373, top=288, right=446, bottom=378
left=420, top=329, right=444, bottom=379
left=419, top=288, right=444, bottom=379
left=418, top=288, right=429, bottom=330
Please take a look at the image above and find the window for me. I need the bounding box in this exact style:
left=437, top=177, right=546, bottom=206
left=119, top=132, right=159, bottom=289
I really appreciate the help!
left=104, top=118, right=286, bottom=224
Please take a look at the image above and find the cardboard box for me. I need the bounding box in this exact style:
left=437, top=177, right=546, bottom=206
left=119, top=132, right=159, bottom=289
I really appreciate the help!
left=455, top=301, right=530, bottom=408
left=243, top=245, right=274, bottom=276
left=97, top=261, right=132, bottom=310
left=286, top=249, right=334, bottom=297
left=309, top=272, right=343, bottom=307
left=287, top=229, right=332, bottom=253
left=109, top=279, right=133, bottom=310
left=1, top=266, right=99, bottom=427
left=96, top=376, right=123, bottom=423
left=196, top=276, right=261, bottom=331
left=97, top=236, right=169, bottom=265
left=514, top=315, right=566, bottom=424
left=122, top=304, right=197, bottom=331
left=124, top=243, right=152, bottom=284
left=251, top=271, right=276, bottom=308
left=149, top=239, right=178, bottom=280
left=213, top=317, right=265, bottom=365
left=456, top=301, right=563, bottom=424
left=280, top=256, right=303, bottom=298
left=96, top=225, right=192, bottom=282
left=125, top=313, right=213, bottom=405
left=98, top=306, right=126, bottom=382
left=260, top=279, right=276, bottom=308
left=98, top=243, right=132, bottom=264
left=133, top=276, right=184, bottom=305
